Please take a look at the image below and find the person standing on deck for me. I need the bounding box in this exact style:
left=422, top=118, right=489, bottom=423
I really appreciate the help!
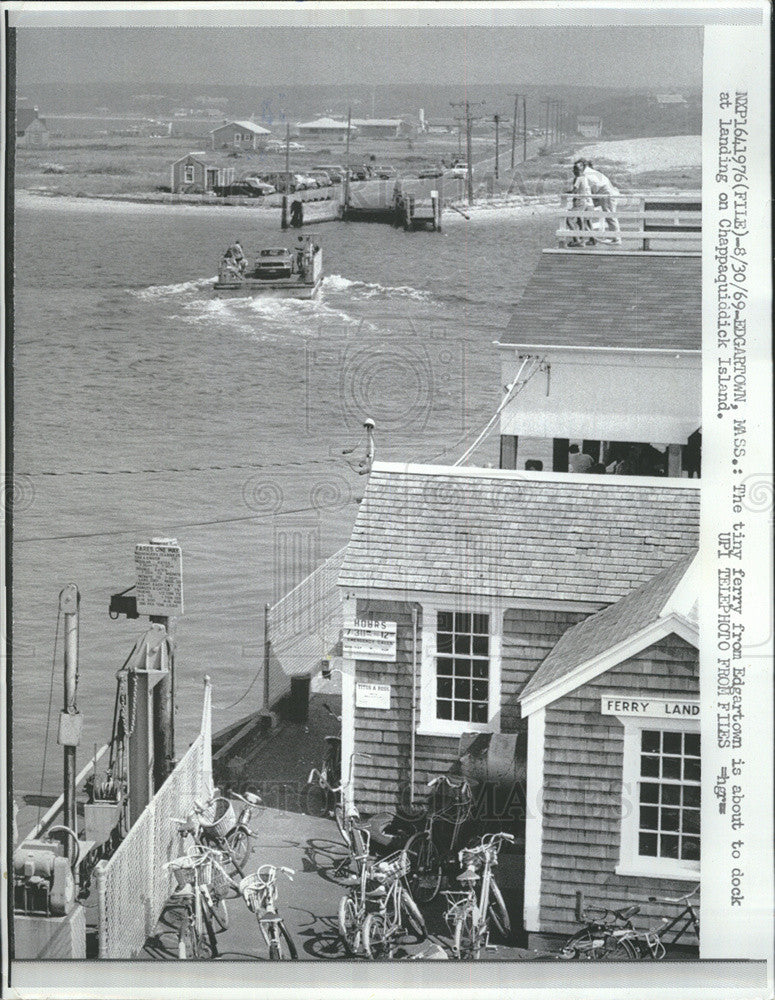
left=568, top=444, right=594, bottom=473
left=566, top=161, right=595, bottom=246
left=581, top=160, right=621, bottom=244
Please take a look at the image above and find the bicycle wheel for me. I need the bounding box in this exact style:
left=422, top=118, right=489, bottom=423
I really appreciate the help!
left=205, top=892, right=229, bottom=933
left=268, top=921, right=297, bottom=960
left=400, top=890, right=427, bottom=942
left=557, top=928, right=607, bottom=960
left=363, top=912, right=392, bottom=959
left=601, top=935, right=640, bottom=960
left=405, top=832, right=442, bottom=904
left=338, top=894, right=362, bottom=955
left=227, top=825, right=251, bottom=870
left=452, top=905, right=481, bottom=960
left=488, top=879, right=511, bottom=941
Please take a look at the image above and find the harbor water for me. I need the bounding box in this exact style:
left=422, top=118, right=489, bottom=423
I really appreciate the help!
left=12, top=193, right=553, bottom=800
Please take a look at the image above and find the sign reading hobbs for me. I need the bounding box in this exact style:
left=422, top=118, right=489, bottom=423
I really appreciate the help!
left=600, top=696, right=700, bottom=718
left=343, top=619, right=397, bottom=662
left=135, top=540, right=184, bottom=617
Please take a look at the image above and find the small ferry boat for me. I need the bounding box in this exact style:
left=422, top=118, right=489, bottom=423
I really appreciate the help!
left=213, top=239, right=323, bottom=299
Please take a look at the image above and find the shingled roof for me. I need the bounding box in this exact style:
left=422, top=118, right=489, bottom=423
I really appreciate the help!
left=338, top=464, right=700, bottom=605
left=497, top=250, right=700, bottom=352
left=519, top=552, right=698, bottom=705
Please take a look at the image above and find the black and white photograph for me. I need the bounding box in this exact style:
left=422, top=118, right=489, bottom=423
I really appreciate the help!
left=2, top=4, right=772, bottom=997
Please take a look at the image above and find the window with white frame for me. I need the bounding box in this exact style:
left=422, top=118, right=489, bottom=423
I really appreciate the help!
left=436, top=612, right=490, bottom=723
left=618, top=718, right=700, bottom=878
left=183, top=165, right=195, bottom=183
left=418, top=603, right=501, bottom=736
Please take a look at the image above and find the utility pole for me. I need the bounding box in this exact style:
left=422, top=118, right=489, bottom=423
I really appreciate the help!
left=494, top=114, right=500, bottom=180
left=511, top=95, right=519, bottom=169
left=522, top=96, right=527, bottom=163
left=281, top=122, right=290, bottom=229
left=451, top=99, right=485, bottom=205
left=344, top=106, right=352, bottom=210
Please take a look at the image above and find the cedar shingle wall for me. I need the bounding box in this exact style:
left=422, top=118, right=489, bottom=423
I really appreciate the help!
left=540, top=633, right=700, bottom=939
left=352, top=599, right=459, bottom=814
left=501, top=608, right=588, bottom=731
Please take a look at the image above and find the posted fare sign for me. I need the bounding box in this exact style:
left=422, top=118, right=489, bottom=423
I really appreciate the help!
left=343, top=619, right=397, bottom=662
left=601, top=696, right=700, bottom=719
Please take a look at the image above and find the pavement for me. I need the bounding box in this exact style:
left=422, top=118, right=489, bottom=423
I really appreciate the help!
left=144, top=693, right=548, bottom=962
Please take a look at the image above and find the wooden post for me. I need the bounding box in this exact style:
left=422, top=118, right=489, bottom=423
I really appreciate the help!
left=667, top=443, right=682, bottom=478
left=466, top=109, right=474, bottom=205
left=344, top=107, right=352, bottom=213
left=151, top=614, right=173, bottom=787
left=60, top=584, right=80, bottom=852
left=281, top=123, right=290, bottom=229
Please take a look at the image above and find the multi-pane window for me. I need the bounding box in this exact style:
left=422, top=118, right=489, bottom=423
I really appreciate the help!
left=183, top=165, right=195, bottom=183
left=638, top=729, right=700, bottom=863
left=436, top=612, right=489, bottom=723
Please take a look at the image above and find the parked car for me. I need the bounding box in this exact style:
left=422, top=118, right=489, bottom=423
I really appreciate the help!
left=308, top=170, right=333, bottom=187
left=373, top=165, right=397, bottom=179
left=241, top=177, right=277, bottom=195
left=418, top=166, right=444, bottom=179
left=288, top=142, right=305, bottom=151
left=215, top=180, right=273, bottom=198
left=448, top=161, right=469, bottom=178
left=313, top=164, right=345, bottom=183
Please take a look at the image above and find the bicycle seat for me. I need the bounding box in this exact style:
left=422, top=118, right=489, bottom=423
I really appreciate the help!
left=456, top=869, right=479, bottom=885
left=616, top=905, right=641, bottom=921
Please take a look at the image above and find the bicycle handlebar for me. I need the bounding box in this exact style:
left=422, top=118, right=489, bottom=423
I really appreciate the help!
left=231, top=791, right=262, bottom=806
left=647, top=885, right=699, bottom=905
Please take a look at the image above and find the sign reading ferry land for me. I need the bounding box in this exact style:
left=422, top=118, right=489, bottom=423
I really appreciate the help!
left=134, top=541, right=184, bottom=617
left=343, top=619, right=397, bottom=661
left=600, top=696, right=700, bottom=718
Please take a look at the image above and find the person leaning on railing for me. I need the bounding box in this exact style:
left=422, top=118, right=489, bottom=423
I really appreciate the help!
left=579, top=159, right=621, bottom=245
left=565, top=162, right=595, bottom=247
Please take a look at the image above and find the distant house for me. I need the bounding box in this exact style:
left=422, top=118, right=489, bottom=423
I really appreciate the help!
left=576, top=115, right=602, bottom=139
left=210, top=120, right=271, bottom=150
left=351, top=118, right=402, bottom=139
left=170, top=152, right=234, bottom=193
left=16, top=105, right=49, bottom=147
left=296, top=117, right=358, bottom=143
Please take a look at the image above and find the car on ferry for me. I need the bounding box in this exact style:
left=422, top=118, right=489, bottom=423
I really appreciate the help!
left=253, top=247, right=294, bottom=279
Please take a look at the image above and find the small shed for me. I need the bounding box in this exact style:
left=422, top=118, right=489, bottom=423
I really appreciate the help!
left=170, top=152, right=234, bottom=193
left=210, top=120, right=271, bottom=150
left=16, top=106, right=49, bottom=147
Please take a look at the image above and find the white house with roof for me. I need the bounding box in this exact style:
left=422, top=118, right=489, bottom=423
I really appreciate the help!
left=296, top=117, right=358, bottom=142
left=210, top=120, right=271, bottom=150
left=336, top=461, right=700, bottom=943
left=496, top=247, right=701, bottom=477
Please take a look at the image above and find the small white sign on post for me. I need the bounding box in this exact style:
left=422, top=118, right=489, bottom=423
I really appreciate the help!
left=600, top=696, right=700, bottom=719
left=135, top=540, right=184, bottom=617
left=343, top=619, right=397, bottom=662
left=356, top=682, right=392, bottom=711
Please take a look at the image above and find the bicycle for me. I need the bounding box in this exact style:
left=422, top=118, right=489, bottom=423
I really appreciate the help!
left=164, top=846, right=233, bottom=959
left=307, top=703, right=343, bottom=819
left=612, top=887, right=700, bottom=960
left=337, top=826, right=374, bottom=955
left=361, top=850, right=427, bottom=959
left=443, top=832, right=514, bottom=959
left=240, top=865, right=298, bottom=960
left=404, top=775, right=474, bottom=903
left=175, top=791, right=261, bottom=875
left=557, top=904, right=641, bottom=960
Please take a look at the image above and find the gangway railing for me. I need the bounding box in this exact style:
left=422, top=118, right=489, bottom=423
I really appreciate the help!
left=94, top=677, right=213, bottom=958
left=556, top=190, right=701, bottom=251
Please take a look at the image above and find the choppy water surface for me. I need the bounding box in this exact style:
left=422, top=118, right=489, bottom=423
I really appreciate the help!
left=12, top=194, right=553, bottom=796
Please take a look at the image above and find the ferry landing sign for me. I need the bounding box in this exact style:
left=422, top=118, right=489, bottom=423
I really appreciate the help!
left=343, top=619, right=397, bottom=662
left=135, top=540, right=183, bottom=617
left=601, top=696, right=700, bottom=719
